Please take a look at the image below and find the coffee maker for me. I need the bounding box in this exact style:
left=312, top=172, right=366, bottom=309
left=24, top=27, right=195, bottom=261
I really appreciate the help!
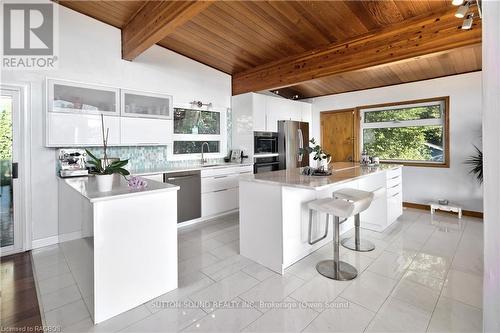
left=58, top=149, right=89, bottom=177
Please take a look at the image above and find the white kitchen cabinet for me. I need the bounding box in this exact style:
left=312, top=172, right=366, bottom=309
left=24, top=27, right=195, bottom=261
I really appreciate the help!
left=252, top=93, right=268, bottom=132
left=386, top=167, right=403, bottom=224
left=266, top=97, right=291, bottom=132
left=202, top=188, right=239, bottom=217
left=47, top=79, right=120, bottom=115
left=46, top=113, right=120, bottom=147
left=301, top=102, right=312, bottom=123
left=121, top=89, right=172, bottom=119
left=200, top=165, right=252, bottom=217
left=120, top=118, right=172, bottom=145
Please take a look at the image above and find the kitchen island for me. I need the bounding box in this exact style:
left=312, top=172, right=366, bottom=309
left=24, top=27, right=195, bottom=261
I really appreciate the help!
left=239, top=163, right=402, bottom=274
left=58, top=176, right=179, bottom=323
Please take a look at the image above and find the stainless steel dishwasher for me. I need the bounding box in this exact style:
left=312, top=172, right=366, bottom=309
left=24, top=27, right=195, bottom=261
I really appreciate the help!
left=164, top=170, right=201, bottom=223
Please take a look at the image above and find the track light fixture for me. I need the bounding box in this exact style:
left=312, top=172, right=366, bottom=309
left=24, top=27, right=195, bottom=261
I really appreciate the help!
left=455, top=2, right=469, bottom=18
left=462, top=13, right=474, bottom=29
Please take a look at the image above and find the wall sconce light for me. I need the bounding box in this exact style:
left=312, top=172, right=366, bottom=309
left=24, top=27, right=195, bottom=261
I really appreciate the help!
left=191, top=100, right=212, bottom=108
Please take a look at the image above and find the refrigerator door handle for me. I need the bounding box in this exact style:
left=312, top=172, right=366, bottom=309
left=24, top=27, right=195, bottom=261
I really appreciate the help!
left=297, top=128, right=304, bottom=162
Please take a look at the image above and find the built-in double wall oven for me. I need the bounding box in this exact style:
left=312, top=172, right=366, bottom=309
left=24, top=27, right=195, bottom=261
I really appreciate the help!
left=254, top=131, right=280, bottom=173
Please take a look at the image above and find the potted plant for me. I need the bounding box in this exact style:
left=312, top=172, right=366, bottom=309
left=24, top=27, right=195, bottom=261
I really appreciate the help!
left=465, top=145, right=483, bottom=184
left=85, top=115, right=130, bottom=192
left=299, top=138, right=332, bottom=171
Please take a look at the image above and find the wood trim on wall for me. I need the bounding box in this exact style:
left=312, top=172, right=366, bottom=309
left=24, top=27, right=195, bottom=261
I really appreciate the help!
left=403, top=202, right=483, bottom=219
left=357, top=96, right=450, bottom=168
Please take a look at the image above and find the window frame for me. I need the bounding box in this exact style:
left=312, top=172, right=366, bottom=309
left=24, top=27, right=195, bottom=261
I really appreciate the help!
left=169, top=104, right=227, bottom=160
left=359, top=96, right=450, bottom=168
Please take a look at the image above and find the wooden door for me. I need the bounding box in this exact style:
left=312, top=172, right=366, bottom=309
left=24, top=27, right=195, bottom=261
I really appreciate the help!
left=321, top=109, right=359, bottom=162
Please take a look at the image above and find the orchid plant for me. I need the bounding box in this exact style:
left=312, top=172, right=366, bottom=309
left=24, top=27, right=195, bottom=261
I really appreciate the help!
left=85, top=114, right=130, bottom=177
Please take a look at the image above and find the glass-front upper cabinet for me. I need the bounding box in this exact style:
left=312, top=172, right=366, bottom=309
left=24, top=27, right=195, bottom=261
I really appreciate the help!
left=47, top=79, right=120, bottom=115
left=121, top=89, right=172, bottom=119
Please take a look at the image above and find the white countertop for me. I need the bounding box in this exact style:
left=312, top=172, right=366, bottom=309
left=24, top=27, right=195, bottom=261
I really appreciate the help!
left=129, top=162, right=254, bottom=176
left=240, top=163, right=402, bottom=190
left=62, top=175, right=179, bottom=203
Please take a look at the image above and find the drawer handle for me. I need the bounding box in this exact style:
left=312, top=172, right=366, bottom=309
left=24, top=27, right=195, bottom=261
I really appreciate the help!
left=213, top=188, right=229, bottom=193
left=390, top=192, right=400, bottom=198
left=390, top=175, right=400, bottom=180
left=388, top=183, right=400, bottom=189
left=214, top=175, right=228, bottom=179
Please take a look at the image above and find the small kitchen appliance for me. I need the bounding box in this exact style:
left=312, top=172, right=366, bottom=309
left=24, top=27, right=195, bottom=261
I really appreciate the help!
left=58, top=149, right=89, bottom=177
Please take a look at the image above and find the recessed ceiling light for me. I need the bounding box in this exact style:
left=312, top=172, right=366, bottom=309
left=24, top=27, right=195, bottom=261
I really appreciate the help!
left=455, top=3, right=469, bottom=18
left=452, top=0, right=464, bottom=6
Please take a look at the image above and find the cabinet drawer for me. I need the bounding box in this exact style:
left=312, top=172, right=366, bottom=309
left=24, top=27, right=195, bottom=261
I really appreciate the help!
left=387, top=192, right=403, bottom=223
left=201, top=165, right=253, bottom=178
left=387, top=183, right=402, bottom=197
left=386, top=167, right=402, bottom=179
left=202, top=187, right=239, bottom=217
left=387, top=174, right=402, bottom=188
left=202, top=174, right=239, bottom=193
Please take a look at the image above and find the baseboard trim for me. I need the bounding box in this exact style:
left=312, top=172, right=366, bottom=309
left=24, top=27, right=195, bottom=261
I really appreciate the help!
left=31, top=235, right=59, bottom=249
left=403, top=202, right=483, bottom=219
left=31, top=231, right=83, bottom=249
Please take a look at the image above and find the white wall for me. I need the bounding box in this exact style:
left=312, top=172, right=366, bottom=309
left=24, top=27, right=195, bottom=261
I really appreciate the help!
left=311, top=72, right=483, bottom=212
left=0, top=5, right=231, bottom=243
left=482, top=1, right=500, bottom=330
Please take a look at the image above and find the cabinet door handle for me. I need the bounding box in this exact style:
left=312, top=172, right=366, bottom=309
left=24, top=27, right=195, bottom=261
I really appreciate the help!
left=213, top=188, right=229, bottom=193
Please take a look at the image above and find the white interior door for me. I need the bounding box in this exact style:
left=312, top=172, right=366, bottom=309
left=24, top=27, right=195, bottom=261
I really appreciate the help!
left=0, top=88, right=22, bottom=255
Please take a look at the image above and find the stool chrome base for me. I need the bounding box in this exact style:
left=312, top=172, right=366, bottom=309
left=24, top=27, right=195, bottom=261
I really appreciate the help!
left=341, top=237, right=375, bottom=252
left=316, top=260, right=358, bottom=281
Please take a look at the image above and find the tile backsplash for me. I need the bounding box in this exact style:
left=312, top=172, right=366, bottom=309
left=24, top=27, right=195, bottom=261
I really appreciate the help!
left=84, top=146, right=227, bottom=171
left=85, top=146, right=169, bottom=170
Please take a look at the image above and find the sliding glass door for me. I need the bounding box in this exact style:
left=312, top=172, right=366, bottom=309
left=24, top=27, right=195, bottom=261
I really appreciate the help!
left=0, top=88, right=21, bottom=254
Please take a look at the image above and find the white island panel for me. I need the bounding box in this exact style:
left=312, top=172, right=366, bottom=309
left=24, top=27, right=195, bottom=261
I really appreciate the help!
left=93, top=190, right=177, bottom=323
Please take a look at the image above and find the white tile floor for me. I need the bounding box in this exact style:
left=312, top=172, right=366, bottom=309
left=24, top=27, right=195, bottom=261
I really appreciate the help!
left=32, top=208, right=484, bottom=332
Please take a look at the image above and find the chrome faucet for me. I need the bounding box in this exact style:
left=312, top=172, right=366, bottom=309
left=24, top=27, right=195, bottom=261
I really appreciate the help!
left=201, top=142, right=210, bottom=164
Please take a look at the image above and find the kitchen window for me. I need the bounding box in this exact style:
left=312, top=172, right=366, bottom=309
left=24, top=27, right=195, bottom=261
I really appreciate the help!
left=360, top=97, right=449, bottom=167
left=171, top=107, right=226, bottom=159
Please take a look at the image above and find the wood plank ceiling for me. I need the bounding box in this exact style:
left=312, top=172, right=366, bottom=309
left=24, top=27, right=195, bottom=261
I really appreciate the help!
left=57, top=0, right=482, bottom=99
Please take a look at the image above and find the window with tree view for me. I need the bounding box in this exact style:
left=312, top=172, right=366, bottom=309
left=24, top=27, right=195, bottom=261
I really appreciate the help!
left=361, top=98, right=448, bottom=166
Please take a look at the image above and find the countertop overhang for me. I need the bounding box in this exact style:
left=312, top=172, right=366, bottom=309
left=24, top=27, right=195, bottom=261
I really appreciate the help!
left=62, top=176, right=179, bottom=203
left=240, top=163, right=402, bottom=190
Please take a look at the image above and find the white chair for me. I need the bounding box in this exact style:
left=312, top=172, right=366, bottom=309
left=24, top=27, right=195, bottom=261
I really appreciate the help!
left=307, top=193, right=373, bottom=281
left=334, top=188, right=385, bottom=252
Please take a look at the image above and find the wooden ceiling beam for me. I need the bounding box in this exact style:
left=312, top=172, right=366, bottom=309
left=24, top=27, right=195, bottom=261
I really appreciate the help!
left=232, top=7, right=482, bottom=95
left=122, top=0, right=213, bottom=61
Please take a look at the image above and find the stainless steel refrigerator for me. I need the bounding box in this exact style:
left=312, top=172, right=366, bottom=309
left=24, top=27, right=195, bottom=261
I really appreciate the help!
left=278, top=120, right=310, bottom=170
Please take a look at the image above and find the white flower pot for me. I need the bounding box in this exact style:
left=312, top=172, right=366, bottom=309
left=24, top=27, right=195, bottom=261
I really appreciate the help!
left=96, top=174, right=114, bottom=192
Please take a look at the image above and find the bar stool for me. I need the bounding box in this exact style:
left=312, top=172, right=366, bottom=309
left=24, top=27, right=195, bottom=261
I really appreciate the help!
left=333, top=188, right=384, bottom=252
left=307, top=194, right=373, bottom=281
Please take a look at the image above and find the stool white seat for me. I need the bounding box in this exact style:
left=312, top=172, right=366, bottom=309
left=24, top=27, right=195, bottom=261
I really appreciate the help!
left=334, top=187, right=384, bottom=252
left=307, top=197, right=360, bottom=281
